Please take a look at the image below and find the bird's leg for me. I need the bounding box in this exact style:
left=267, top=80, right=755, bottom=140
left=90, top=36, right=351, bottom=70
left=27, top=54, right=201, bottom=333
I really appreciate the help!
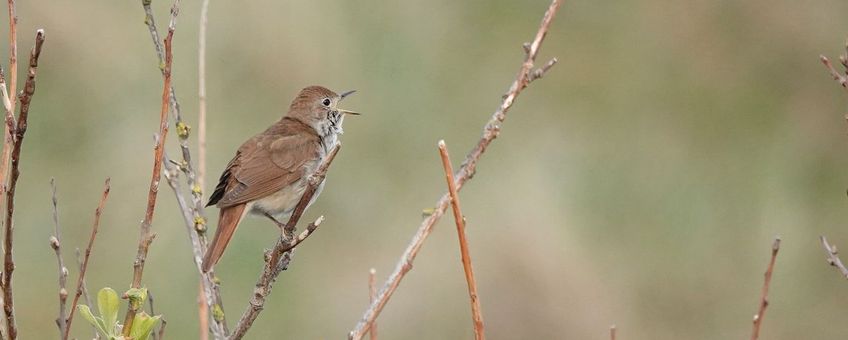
left=263, top=212, right=288, bottom=237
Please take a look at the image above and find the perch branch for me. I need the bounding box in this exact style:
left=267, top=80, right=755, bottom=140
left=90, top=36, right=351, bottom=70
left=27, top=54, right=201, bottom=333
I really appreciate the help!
left=750, top=237, right=780, bottom=340
left=63, top=178, right=110, bottom=340
left=347, top=0, right=561, bottom=338
left=820, top=236, right=848, bottom=279
left=3, top=29, right=44, bottom=340
left=438, top=140, right=485, bottom=340
left=121, top=3, right=178, bottom=335
left=49, top=179, right=69, bottom=340
left=227, top=144, right=341, bottom=340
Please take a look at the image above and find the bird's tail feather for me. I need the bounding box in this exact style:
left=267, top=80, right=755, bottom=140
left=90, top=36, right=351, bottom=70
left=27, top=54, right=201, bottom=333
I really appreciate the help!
left=202, top=203, right=247, bottom=272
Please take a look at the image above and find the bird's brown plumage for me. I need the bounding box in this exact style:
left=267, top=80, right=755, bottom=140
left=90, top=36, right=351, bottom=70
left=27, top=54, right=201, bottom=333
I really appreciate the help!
left=202, top=86, right=340, bottom=272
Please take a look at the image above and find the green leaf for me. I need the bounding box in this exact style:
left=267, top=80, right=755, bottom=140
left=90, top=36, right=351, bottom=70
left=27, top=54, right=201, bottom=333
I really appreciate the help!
left=97, top=287, right=120, bottom=333
left=78, top=304, right=110, bottom=337
left=129, top=311, right=161, bottom=340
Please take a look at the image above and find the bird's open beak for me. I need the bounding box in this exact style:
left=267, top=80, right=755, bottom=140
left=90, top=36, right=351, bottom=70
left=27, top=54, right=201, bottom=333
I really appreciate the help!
left=340, top=90, right=356, bottom=99
left=336, top=89, right=361, bottom=115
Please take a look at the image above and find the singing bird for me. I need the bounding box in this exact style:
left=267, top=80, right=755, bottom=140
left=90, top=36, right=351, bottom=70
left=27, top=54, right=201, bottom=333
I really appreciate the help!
left=202, top=86, right=358, bottom=272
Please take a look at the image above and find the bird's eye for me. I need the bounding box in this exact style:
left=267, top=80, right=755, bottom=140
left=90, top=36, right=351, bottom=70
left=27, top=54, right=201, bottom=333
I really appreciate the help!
left=322, top=98, right=331, bottom=106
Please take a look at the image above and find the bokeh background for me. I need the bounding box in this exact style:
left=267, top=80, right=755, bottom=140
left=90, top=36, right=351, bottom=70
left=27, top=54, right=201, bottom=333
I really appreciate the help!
left=6, top=0, right=848, bottom=338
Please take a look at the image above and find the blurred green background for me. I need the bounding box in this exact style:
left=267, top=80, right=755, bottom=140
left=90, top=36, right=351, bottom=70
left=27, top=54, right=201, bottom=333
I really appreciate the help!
left=6, top=0, right=848, bottom=338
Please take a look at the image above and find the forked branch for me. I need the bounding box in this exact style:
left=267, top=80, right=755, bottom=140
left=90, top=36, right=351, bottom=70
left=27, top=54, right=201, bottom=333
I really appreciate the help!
left=347, top=0, right=561, bottom=338
left=820, top=236, right=848, bottom=279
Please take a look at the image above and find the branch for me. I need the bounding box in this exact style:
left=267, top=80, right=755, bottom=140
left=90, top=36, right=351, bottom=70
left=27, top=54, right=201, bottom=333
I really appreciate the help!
left=2, top=28, right=43, bottom=340
left=162, top=153, right=228, bottom=339
left=73, top=248, right=96, bottom=339
left=121, top=3, right=179, bottom=335
left=198, top=0, right=210, bottom=195
left=368, top=269, right=377, bottom=340
left=0, top=0, right=16, bottom=203
left=751, top=237, right=780, bottom=340
left=438, top=140, right=484, bottom=340
left=347, top=0, right=561, bottom=338
left=49, top=179, right=69, bottom=340
left=63, top=178, right=110, bottom=340
left=820, top=236, right=848, bottom=279
left=227, top=144, right=341, bottom=340
left=821, top=55, right=848, bottom=94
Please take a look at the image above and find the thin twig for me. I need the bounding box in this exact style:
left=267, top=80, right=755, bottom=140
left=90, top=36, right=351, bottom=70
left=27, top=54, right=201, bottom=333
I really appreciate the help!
left=227, top=144, right=341, bottom=340
left=49, top=179, right=69, bottom=340
left=158, top=319, right=167, bottom=340
left=821, top=55, right=848, bottom=94
left=3, top=29, right=43, bottom=340
left=6, top=0, right=15, bottom=115
left=347, top=0, right=561, bottom=338
left=438, top=140, right=485, bottom=339
left=198, top=0, right=209, bottom=195
left=820, top=236, right=848, bottom=279
left=368, top=268, right=377, bottom=340
left=63, top=178, right=111, bottom=340
left=74, top=248, right=97, bottom=339
left=149, top=291, right=158, bottom=340
left=198, top=281, right=209, bottom=340
left=0, top=0, right=16, bottom=209
left=121, top=3, right=179, bottom=335
left=751, top=237, right=780, bottom=340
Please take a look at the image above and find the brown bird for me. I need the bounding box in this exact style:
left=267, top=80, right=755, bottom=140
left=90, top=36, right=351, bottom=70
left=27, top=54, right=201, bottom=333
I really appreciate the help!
left=202, top=86, right=358, bottom=272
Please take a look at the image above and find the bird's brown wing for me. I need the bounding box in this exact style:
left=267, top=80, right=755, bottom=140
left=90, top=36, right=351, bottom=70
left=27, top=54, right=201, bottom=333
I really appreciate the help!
left=214, top=128, right=321, bottom=208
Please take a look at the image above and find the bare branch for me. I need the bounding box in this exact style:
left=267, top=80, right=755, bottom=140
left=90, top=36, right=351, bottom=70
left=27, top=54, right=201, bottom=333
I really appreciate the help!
left=0, top=0, right=17, bottom=205
left=821, top=55, right=848, bottom=93
left=198, top=0, right=210, bottom=195
left=50, top=179, right=69, bottom=340
left=820, top=236, right=848, bottom=279
left=751, top=237, right=780, bottom=340
left=368, top=269, right=377, bottom=340
left=3, top=29, right=44, bottom=340
left=347, top=1, right=561, bottom=338
left=121, top=3, right=179, bottom=335
left=74, top=248, right=96, bottom=339
left=64, top=178, right=111, bottom=340
left=198, top=282, right=209, bottom=340
left=228, top=144, right=341, bottom=340
left=438, top=140, right=485, bottom=340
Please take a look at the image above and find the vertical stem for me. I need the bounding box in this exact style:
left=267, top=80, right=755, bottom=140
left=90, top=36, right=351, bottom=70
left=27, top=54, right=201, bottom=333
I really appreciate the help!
left=438, top=140, right=485, bottom=340
left=197, top=0, right=209, bottom=196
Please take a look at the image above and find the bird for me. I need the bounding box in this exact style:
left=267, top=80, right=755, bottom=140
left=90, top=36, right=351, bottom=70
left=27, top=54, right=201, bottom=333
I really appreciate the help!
left=202, top=85, right=358, bottom=272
